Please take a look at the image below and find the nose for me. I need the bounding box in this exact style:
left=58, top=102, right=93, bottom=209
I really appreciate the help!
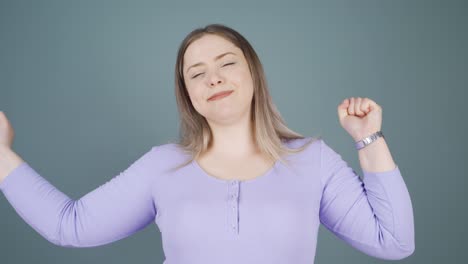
left=210, top=80, right=222, bottom=86
left=208, top=72, right=224, bottom=87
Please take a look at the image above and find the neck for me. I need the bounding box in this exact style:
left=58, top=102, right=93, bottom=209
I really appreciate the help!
left=206, top=113, right=259, bottom=158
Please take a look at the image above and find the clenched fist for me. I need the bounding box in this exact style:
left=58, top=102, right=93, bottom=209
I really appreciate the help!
left=337, top=97, right=383, bottom=142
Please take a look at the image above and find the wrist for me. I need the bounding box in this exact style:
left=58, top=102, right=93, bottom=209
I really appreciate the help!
left=0, top=147, right=25, bottom=183
left=354, top=130, right=384, bottom=150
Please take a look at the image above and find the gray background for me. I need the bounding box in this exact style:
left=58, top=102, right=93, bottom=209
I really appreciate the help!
left=1, top=0, right=466, bottom=263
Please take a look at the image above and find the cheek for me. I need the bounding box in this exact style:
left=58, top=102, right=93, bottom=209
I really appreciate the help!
left=186, top=86, right=205, bottom=110
left=186, top=83, right=200, bottom=99
left=226, top=67, right=248, bottom=89
left=237, top=69, right=254, bottom=95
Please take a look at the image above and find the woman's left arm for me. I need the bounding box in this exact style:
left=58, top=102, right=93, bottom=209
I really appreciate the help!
left=319, top=97, right=415, bottom=259
left=319, top=138, right=415, bottom=260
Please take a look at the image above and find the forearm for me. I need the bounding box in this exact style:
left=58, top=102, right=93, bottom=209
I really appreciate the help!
left=358, top=137, right=397, bottom=173
left=0, top=147, right=25, bottom=184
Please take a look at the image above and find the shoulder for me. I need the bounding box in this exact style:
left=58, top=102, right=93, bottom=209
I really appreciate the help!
left=279, top=136, right=323, bottom=164
left=152, top=142, right=189, bottom=158
left=317, top=137, right=343, bottom=159
left=150, top=142, right=192, bottom=167
left=283, top=136, right=322, bottom=152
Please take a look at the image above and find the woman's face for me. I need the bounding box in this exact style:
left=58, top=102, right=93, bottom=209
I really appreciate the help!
left=183, top=34, right=254, bottom=125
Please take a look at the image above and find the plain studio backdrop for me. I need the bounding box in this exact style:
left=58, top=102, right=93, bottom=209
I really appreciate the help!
left=0, top=0, right=466, bottom=263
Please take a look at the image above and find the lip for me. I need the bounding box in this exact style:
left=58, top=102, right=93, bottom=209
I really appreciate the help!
left=208, top=90, right=234, bottom=101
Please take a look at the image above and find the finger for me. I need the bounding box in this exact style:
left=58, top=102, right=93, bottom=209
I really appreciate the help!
left=354, top=97, right=365, bottom=116
left=338, top=98, right=349, bottom=118
left=348, top=97, right=355, bottom=115
left=341, top=98, right=350, bottom=109
left=361, top=98, right=371, bottom=113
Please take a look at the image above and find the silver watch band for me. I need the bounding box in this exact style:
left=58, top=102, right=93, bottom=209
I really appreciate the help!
left=355, top=131, right=384, bottom=150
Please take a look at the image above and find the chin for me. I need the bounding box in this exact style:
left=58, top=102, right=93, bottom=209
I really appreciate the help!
left=211, top=108, right=249, bottom=123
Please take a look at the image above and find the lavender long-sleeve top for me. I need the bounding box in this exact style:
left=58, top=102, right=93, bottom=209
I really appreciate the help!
left=0, top=137, right=415, bottom=263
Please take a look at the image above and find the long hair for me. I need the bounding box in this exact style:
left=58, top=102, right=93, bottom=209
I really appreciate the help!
left=170, top=23, right=321, bottom=171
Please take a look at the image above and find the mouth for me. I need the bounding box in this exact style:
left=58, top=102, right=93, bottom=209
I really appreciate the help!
left=208, top=90, right=234, bottom=101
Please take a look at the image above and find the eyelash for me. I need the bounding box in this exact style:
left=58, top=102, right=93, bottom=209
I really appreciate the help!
left=191, top=62, right=235, bottom=79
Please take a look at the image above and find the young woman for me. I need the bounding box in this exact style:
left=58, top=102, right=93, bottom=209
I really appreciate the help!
left=0, top=24, right=414, bottom=264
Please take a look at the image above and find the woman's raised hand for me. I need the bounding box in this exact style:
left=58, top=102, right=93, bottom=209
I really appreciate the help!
left=0, top=111, right=25, bottom=183
left=0, top=111, right=15, bottom=149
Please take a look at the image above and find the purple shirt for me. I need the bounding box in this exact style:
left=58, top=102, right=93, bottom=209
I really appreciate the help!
left=0, top=138, right=415, bottom=263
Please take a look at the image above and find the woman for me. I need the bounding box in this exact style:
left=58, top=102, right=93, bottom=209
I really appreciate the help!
left=0, top=24, right=414, bottom=263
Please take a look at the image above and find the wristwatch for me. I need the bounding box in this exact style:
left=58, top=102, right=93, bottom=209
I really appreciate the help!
left=355, top=131, right=384, bottom=150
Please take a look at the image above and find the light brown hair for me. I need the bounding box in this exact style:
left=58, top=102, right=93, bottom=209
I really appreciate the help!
left=170, top=23, right=321, bottom=171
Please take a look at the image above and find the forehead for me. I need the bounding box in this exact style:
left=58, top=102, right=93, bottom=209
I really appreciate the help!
left=183, top=34, right=239, bottom=64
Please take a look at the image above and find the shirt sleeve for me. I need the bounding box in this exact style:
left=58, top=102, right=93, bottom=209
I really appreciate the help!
left=0, top=146, right=159, bottom=248
left=318, top=139, right=415, bottom=260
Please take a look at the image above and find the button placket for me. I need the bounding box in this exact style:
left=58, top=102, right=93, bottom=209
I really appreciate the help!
left=227, top=180, right=240, bottom=234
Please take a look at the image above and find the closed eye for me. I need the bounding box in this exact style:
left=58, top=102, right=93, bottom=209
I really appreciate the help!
left=191, top=73, right=203, bottom=79
left=191, top=62, right=236, bottom=79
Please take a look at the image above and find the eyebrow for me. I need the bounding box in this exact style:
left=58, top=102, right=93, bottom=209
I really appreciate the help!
left=185, top=51, right=236, bottom=74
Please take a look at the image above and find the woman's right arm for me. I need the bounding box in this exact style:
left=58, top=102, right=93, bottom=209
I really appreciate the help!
left=0, top=112, right=159, bottom=248
left=0, top=145, right=159, bottom=248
